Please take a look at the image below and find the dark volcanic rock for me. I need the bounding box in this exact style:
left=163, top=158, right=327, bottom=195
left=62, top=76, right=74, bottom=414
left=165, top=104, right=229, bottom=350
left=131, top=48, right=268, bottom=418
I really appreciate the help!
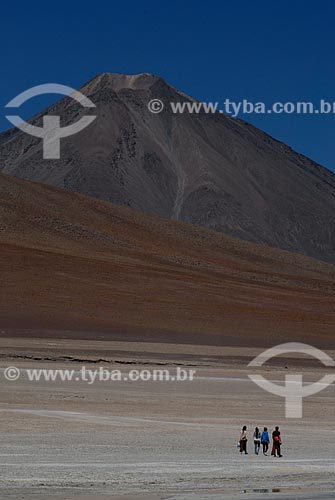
left=1, top=72, right=335, bottom=262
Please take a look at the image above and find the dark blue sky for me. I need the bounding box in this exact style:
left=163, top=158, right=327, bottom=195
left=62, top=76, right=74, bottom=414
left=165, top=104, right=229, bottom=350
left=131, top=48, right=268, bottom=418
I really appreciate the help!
left=1, top=0, right=335, bottom=171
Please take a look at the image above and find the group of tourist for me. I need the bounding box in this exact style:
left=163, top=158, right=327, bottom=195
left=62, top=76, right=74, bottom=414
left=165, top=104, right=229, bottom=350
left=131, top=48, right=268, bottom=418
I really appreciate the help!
left=239, top=425, right=282, bottom=457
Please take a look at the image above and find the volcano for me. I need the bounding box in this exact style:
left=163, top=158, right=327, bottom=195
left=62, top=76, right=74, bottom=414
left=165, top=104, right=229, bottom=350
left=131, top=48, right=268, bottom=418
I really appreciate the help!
left=1, top=73, right=335, bottom=263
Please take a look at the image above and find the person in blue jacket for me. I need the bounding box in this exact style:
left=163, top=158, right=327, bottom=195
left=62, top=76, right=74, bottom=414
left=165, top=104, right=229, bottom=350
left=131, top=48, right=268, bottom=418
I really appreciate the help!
left=261, top=427, right=270, bottom=455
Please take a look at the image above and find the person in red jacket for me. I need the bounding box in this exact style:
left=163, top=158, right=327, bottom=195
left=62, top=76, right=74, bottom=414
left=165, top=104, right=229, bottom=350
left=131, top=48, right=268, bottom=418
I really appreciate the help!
left=271, top=426, right=283, bottom=457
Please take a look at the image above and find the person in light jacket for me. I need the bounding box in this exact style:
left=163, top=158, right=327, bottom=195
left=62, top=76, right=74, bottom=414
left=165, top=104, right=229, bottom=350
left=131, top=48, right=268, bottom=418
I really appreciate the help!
left=239, top=425, right=248, bottom=455
left=253, top=427, right=261, bottom=455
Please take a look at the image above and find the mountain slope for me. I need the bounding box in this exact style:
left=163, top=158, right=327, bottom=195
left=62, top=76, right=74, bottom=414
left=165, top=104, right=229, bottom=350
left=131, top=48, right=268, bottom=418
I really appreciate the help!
left=1, top=172, right=335, bottom=346
left=1, top=72, right=335, bottom=262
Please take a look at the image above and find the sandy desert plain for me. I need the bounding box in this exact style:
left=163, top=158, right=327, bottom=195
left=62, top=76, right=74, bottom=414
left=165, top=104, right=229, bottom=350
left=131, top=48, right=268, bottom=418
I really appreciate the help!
left=0, top=337, right=334, bottom=500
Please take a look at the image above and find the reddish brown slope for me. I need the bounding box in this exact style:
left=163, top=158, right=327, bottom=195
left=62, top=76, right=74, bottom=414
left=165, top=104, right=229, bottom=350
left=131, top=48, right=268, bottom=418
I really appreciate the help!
left=0, top=172, right=334, bottom=347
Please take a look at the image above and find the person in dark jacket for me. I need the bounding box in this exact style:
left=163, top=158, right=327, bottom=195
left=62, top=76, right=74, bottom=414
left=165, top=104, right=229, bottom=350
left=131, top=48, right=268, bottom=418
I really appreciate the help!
left=261, top=427, right=270, bottom=455
left=271, top=426, right=283, bottom=457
